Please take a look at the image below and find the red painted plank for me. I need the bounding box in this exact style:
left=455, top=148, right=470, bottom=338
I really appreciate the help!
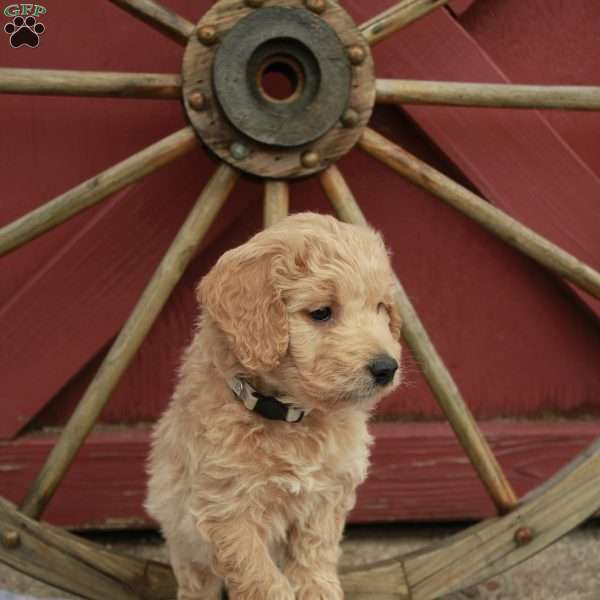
left=0, top=422, right=598, bottom=527
left=449, top=0, right=478, bottom=15
left=459, top=0, right=600, bottom=178
left=345, top=3, right=600, bottom=317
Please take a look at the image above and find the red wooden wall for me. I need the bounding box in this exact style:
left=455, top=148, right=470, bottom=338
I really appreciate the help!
left=1, top=0, right=599, bottom=527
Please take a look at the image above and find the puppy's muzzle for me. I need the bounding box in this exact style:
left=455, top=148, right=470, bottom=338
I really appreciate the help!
left=368, top=356, right=398, bottom=386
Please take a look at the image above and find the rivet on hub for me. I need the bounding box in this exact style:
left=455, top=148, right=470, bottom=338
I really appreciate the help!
left=341, top=108, right=359, bottom=128
left=197, top=25, right=218, bottom=46
left=301, top=151, right=320, bottom=169
left=348, top=45, right=366, bottom=65
left=1, top=529, right=20, bottom=549
left=514, top=526, right=533, bottom=546
left=188, top=91, right=206, bottom=111
left=245, top=0, right=265, bottom=7
left=230, top=142, right=250, bottom=161
left=305, top=0, right=327, bottom=14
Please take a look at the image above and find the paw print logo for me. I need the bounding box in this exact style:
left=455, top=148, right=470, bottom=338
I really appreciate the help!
left=4, top=16, right=45, bottom=48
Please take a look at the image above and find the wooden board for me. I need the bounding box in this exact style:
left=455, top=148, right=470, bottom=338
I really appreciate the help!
left=448, top=0, right=477, bottom=16
left=343, top=3, right=600, bottom=318
left=1, top=422, right=598, bottom=527
left=459, top=0, right=600, bottom=178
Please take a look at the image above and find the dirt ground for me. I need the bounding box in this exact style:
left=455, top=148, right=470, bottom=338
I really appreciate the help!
left=0, top=522, right=598, bottom=599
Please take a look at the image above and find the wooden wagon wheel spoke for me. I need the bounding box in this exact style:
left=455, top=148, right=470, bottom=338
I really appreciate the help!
left=321, top=165, right=518, bottom=514
left=106, top=0, right=194, bottom=45
left=359, top=0, right=448, bottom=45
left=376, top=79, right=600, bottom=111
left=0, top=68, right=181, bottom=99
left=264, top=180, right=290, bottom=227
left=359, top=127, right=600, bottom=299
left=20, top=164, right=239, bottom=520
left=0, top=127, right=197, bottom=258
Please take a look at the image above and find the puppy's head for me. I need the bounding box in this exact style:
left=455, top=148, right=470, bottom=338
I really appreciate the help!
left=199, top=212, right=402, bottom=411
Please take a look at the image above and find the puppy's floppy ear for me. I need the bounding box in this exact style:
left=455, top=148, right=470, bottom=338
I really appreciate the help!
left=198, top=242, right=288, bottom=372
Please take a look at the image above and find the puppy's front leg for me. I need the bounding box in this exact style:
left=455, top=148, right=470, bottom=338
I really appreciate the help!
left=200, top=519, right=294, bottom=600
left=284, top=500, right=347, bottom=600
left=169, top=541, right=223, bottom=600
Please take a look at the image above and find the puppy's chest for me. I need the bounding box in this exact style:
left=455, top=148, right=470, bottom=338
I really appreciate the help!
left=265, top=435, right=369, bottom=500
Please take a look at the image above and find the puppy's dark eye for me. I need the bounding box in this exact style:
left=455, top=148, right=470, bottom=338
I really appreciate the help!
left=309, top=307, right=332, bottom=322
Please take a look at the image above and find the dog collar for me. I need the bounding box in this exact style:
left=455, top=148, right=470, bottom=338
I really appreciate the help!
left=227, top=377, right=310, bottom=423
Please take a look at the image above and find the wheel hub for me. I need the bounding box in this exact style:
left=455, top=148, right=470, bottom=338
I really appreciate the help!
left=182, top=0, right=375, bottom=178
left=213, top=6, right=351, bottom=148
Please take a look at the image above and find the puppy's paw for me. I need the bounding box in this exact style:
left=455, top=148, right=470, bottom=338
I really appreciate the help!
left=295, top=581, right=344, bottom=600
left=285, top=564, right=343, bottom=599
left=228, top=578, right=295, bottom=600
left=267, top=581, right=296, bottom=600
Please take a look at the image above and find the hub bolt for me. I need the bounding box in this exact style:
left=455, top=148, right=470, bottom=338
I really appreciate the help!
left=1, top=529, right=20, bottom=549
left=230, top=142, right=250, bottom=161
left=305, top=0, right=327, bottom=14
left=348, top=45, right=366, bottom=65
left=197, top=25, right=218, bottom=46
left=188, top=91, right=206, bottom=111
left=514, top=526, right=533, bottom=546
left=301, top=151, right=320, bottom=169
left=341, top=108, right=360, bottom=128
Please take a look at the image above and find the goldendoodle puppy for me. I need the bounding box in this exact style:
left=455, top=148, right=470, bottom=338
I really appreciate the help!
left=146, top=212, right=402, bottom=600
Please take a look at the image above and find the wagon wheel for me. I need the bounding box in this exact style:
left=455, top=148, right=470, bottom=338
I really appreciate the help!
left=1, top=0, right=600, bottom=598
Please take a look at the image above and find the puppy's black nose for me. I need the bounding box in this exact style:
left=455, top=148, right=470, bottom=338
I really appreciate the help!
left=368, top=356, right=398, bottom=386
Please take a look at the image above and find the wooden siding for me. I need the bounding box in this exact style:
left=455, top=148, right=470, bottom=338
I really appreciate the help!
left=0, top=422, right=598, bottom=527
